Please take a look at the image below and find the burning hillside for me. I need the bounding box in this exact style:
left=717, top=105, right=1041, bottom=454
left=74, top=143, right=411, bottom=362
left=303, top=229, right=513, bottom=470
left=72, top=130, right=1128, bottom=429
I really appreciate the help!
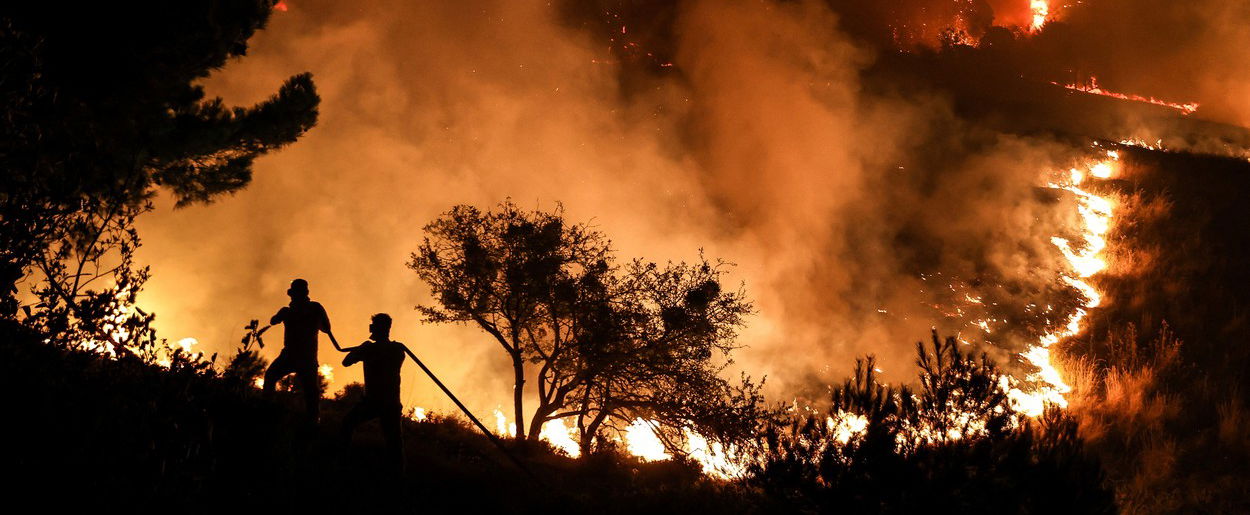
left=6, top=0, right=1250, bottom=511
left=119, top=0, right=1248, bottom=452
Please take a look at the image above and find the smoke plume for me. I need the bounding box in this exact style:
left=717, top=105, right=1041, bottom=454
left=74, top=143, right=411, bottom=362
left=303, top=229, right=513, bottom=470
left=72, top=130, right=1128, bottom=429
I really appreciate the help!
left=134, top=0, right=1245, bottom=413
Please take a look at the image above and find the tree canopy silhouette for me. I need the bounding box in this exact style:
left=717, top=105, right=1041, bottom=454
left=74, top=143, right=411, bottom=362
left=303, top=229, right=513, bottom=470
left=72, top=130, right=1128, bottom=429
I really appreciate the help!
left=0, top=1, right=318, bottom=349
left=409, top=201, right=763, bottom=454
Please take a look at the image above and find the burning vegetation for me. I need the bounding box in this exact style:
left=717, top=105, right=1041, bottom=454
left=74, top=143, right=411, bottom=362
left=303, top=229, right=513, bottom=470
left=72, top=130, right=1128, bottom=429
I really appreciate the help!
left=4, top=0, right=1250, bottom=512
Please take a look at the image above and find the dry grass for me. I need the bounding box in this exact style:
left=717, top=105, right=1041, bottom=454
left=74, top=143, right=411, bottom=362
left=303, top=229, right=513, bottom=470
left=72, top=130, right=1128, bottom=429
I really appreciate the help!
left=1062, top=326, right=1249, bottom=513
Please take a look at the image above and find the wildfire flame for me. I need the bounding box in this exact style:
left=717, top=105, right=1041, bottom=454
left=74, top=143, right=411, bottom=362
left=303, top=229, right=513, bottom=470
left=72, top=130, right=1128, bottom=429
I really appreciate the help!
left=72, top=285, right=207, bottom=370
left=624, top=418, right=671, bottom=461
left=489, top=408, right=752, bottom=474
left=828, top=410, right=869, bottom=444
left=684, top=428, right=748, bottom=478
left=1030, top=0, right=1050, bottom=31
left=426, top=144, right=1124, bottom=475
left=74, top=285, right=141, bottom=355
left=176, top=337, right=198, bottom=353
left=1057, top=77, right=1200, bottom=115
left=1006, top=148, right=1120, bottom=416
left=493, top=408, right=515, bottom=438
left=538, top=418, right=582, bottom=458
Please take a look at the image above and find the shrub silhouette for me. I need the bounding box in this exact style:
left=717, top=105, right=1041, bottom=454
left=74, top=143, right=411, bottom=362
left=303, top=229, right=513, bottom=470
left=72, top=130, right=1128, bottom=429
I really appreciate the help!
left=5, top=314, right=1125, bottom=512
left=749, top=330, right=1115, bottom=513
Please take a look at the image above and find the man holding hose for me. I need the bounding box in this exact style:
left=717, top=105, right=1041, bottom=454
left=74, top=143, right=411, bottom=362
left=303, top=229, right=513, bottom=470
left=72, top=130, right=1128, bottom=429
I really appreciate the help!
left=338, top=313, right=409, bottom=473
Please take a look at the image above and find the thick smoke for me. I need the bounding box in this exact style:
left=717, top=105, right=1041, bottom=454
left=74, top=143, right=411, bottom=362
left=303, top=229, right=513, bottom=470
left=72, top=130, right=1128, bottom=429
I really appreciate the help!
left=133, top=0, right=1237, bottom=413
left=1047, top=0, right=1250, bottom=126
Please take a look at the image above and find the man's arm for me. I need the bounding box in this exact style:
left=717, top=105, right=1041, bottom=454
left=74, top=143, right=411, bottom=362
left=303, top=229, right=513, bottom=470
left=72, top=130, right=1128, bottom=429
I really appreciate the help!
left=342, top=342, right=370, bottom=366
left=269, top=306, right=288, bottom=326
left=338, top=339, right=366, bottom=354
left=318, top=303, right=343, bottom=351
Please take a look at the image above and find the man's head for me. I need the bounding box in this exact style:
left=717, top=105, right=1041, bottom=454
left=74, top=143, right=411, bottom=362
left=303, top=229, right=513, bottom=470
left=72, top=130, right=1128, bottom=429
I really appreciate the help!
left=287, top=278, right=309, bottom=301
left=369, top=313, right=392, bottom=340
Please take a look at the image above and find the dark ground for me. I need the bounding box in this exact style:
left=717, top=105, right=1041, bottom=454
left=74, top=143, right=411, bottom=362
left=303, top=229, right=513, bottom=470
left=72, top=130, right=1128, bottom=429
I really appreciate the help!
left=0, top=327, right=755, bottom=513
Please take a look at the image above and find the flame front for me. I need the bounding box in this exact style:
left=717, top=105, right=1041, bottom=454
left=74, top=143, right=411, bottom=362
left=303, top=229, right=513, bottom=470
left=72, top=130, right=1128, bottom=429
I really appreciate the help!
left=624, top=418, right=672, bottom=461
left=72, top=285, right=205, bottom=370
left=1006, top=149, right=1121, bottom=416
left=538, top=418, right=582, bottom=458
left=1058, top=77, right=1200, bottom=115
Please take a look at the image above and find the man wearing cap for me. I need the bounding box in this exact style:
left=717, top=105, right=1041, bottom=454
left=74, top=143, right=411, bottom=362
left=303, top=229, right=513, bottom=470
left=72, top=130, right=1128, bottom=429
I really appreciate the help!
left=264, top=278, right=341, bottom=426
left=338, top=313, right=409, bottom=473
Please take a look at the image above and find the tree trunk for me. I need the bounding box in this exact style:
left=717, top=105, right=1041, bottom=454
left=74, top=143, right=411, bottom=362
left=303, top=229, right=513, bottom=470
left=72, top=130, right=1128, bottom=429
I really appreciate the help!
left=528, top=404, right=552, bottom=442
left=580, top=408, right=609, bottom=456
left=512, top=352, right=526, bottom=440
left=578, top=432, right=593, bottom=456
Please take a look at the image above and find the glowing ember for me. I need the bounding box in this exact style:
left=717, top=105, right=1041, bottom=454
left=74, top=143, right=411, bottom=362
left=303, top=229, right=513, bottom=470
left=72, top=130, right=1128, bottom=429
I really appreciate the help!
left=1119, top=138, right=1166, bottom=151
left=1007, top=149, right=1120, bottom=416
left=1057, top=77, right=1200, bottom=115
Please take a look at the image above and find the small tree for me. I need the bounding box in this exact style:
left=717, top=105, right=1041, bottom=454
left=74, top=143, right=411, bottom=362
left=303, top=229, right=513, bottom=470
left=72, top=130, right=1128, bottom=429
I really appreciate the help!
left=409, top=201, right=762, bottom=451
left=410, top=202, right=608, bottom=440
left=565, top=259, right=764, bottom=455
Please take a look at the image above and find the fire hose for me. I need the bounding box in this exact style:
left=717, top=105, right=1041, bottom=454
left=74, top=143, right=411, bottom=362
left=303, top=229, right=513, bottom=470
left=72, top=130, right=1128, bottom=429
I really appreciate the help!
left=399, top=344, right=542, bottom=483
left=250, top=322, right=541, bottom=481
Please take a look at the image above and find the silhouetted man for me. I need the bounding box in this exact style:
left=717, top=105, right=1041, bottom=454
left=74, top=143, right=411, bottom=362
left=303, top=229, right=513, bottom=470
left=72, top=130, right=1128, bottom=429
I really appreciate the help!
left=264, top=278, right=340, bottom=426
left=339, top=313, right=408, bottom=473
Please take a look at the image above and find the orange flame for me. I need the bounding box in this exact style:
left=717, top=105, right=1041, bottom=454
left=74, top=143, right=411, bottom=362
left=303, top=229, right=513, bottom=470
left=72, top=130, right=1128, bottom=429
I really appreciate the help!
left=1058, top=77, right=1200, bottom=115
left=1006, top=148, right=1121, bottom=416
left=1030, top=0, right=1050, bottom=31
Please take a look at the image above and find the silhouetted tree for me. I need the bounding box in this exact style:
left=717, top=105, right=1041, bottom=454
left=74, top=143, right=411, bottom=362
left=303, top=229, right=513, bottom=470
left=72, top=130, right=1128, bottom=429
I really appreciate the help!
left=565, top=258, right=765, bottom=455
left=409, top=201, right=762, bottom=451
left=0, top=2, right=319, bottom=350
left=410, top=201, right=608, bottom=440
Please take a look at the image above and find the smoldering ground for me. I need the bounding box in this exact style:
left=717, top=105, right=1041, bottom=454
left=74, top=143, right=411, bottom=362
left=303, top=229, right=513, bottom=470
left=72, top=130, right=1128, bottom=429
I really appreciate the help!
left=134, top=0, right=1247, bottom=413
